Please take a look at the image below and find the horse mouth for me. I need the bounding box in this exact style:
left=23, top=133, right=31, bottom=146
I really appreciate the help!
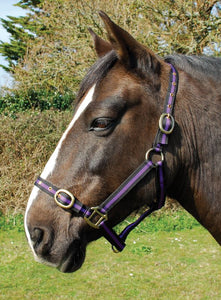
left=57, top=240, right=86, bottom=273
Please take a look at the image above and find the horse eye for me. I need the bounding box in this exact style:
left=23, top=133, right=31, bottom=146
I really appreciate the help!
left=90, top=118, right=114, bottom=132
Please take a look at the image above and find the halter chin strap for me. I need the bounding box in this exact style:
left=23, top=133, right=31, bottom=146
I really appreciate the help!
left=34, top=63, right=179, bottom=253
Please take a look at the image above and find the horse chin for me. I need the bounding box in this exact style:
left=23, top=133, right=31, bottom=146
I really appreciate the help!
left=57, top=240, right=86, bottom=273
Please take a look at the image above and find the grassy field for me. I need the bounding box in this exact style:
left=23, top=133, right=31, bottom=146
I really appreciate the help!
left=0, top=212, right=221, bottom=300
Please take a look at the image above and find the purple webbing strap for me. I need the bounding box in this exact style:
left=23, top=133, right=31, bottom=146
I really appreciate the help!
left=100, top=160, right=155, bottom=214
left=34, top=177, right=90, bottom=217
left=156, top=161, right=165, bottom=209
left=115, top=160, right=165, bottom=244
left=100, top=222, right=126, bottom=251
left=97, top=160, right=156, bottom=251
left=165, top=64, right=177, bottom=115
left=105, top=64, right=178, bottom=247
left=118, top=206, right=156, bottom=242
left=34, top=177, right=125, bottom=251
left=154, top=64, right=178, bottom=147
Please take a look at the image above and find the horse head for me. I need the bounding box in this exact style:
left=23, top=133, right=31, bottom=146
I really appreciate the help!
left=25, top=12, right=177, bottom=273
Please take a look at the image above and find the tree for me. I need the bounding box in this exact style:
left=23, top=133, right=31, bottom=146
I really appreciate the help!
left=13, top=0, right=102, bottom=94
left=1, top=0, right=221, bottom=111
left=141, top=0, right=221, bottom=55
left=0, top=0, right=43, bottom=73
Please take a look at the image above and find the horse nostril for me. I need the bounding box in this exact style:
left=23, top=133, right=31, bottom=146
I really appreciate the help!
left=29, top=226, right=53, bottom=257
left=30, top=228, right=44, bottom=249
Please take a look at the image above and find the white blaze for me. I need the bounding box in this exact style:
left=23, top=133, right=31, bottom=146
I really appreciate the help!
left=24, top=84, right=96, bottom=257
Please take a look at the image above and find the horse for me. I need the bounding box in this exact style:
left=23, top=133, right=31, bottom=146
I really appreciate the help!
left=24, top=11, right=221, bottom=273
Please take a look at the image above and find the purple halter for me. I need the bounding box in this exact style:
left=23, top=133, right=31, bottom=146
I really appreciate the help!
left=34, top=63, right=179, bottom=252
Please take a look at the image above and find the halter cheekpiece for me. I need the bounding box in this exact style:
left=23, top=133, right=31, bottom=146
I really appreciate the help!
left=34, top=63, right=179, bottom=253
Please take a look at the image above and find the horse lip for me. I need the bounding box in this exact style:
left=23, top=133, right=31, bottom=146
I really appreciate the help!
left=57, top=240, right=86, bottom=273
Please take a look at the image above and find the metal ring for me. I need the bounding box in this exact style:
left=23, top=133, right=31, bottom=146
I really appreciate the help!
left=145, top=148, right=164, bottom=165
left=54, top=189, right=75, bottom=209
left=112, top=245, right=120, bottom=253
left=159, top=113, right=175, bottom=134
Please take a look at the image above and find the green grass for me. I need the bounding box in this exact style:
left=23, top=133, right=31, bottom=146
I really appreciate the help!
left=0, top=212, right=221, bottom=299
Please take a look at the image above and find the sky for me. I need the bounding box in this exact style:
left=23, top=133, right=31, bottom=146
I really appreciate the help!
left=0, top=0, right=25, bottom=87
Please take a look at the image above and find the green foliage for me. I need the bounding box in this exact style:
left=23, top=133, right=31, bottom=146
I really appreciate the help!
left=0, top=89, right=74, bottom=115
left=0, top=0, right=45, bottom=73
left=17, top=0, right=43, bottom=9
left=0, top=0, right=219, bottom=113
left=132, top=0, right=221, bottom=55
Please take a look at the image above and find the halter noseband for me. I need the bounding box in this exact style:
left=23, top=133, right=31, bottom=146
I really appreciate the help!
left=34, top=64, right=179, bottom=253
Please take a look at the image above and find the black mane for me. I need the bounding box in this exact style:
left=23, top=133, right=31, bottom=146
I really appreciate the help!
left=76, top=50, right=118, bottom=102
left=165, top=54, right=221, bottom=82
left=76, top=50, right=221, bottom=103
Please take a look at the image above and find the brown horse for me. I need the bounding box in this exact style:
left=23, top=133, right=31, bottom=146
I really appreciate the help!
left=25, top=12, right=221, bottom=273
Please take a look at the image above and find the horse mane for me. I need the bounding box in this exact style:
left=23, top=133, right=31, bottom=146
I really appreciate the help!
left=165, top=54, right=221, bottom=82
left=76, top=50, right=118, bottom=103
left=76, top=49, right=221, bottom=104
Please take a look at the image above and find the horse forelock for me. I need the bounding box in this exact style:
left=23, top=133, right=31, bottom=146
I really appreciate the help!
left=76, top=50, right=118, bottom=103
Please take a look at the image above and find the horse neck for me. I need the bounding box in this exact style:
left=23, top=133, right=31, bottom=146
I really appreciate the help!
left=166, top=69, right=221, bottom=226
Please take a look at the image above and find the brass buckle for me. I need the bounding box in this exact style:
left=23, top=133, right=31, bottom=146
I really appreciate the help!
left=159, top=113, right=175, bottom=134
left=54, top=189, right=75, bottom=209
left=84, top=207, right=108, bottom=229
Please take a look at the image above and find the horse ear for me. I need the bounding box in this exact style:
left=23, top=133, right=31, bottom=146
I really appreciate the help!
left=99, top=11, right=161, bottom=74
left=88, top=28, right=113, bottom=58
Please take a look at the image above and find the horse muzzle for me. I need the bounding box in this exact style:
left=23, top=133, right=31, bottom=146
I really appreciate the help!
left=57, top=239, right=86, bottom=273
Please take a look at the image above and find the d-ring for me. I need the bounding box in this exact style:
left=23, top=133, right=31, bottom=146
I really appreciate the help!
left=54, top=189, right=75, bottom=209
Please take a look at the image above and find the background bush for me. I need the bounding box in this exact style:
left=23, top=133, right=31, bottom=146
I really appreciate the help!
left=0, top=89, right=74, bottom=116
left=0, top=110, right=72, bottom=214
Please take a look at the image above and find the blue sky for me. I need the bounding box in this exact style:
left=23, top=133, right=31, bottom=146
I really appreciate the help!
left=0, top=0, right=25, bottom=87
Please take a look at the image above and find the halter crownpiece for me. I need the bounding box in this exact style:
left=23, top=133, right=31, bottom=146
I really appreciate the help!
left=34, top=63, right=179, bottom=252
